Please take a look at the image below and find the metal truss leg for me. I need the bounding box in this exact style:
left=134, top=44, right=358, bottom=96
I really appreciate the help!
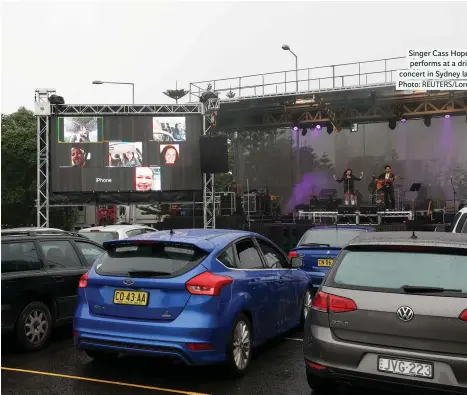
left=203, top=173, right=215, bottom=229
left=35, top=89, right=54, bottom=228
left=36, top=115, right=50, bottom=227
left=202, top=98, right=219, bottom=229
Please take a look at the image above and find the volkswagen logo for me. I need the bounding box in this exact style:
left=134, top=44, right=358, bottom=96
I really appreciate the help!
left=397, top=306, right=414, bottom=322
left=123, top=279, right=134, bottom=285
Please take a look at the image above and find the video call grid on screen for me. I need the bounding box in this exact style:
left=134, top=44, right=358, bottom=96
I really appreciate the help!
left=50, top=115, right=202, bottom=192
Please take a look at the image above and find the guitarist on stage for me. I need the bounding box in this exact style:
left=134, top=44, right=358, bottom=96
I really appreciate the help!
left=333, top=168, right=363, bottom=206
left=375, top=165, right=396, bottom=210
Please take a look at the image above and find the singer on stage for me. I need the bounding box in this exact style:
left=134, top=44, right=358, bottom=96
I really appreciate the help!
left=333, top=168, right=363, bottom=206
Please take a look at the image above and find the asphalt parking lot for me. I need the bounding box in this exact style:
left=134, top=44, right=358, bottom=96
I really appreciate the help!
left=1, top=326, right=399, bottom=395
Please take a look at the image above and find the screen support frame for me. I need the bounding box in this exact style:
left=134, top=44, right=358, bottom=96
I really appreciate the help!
left=34, top=94, right=206, bottom=228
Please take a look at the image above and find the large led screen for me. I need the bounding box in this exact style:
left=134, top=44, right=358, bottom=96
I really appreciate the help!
left=50, top=115, right=202, bottom=193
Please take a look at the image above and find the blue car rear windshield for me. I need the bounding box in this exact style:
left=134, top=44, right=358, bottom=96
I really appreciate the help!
left=329, top=250, right=467, bottom=295
left=95, top=243, right=208, bottom=277
left=299, top=229, right=365, bottom=248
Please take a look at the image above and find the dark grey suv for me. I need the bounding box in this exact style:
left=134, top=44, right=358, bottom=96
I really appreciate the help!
left=303, top=232, right=467, bottom=394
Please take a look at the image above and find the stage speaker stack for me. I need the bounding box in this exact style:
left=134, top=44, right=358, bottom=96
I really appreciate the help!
left=199, top=135, right=229, bottom=174
left=359, top=205, right=378, bottom=215
left=338, top=205, right=357, bottom=214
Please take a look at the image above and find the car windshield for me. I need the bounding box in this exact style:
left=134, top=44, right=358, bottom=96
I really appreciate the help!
left=298, top=229, right=365, bottom=248
left=95, top=243, right=208, bottom=277
left=80, top=231, right=118, bottom=245
left=330, top=250, right=467, bottom=295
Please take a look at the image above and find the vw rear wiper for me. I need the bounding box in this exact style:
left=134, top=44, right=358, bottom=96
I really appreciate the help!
left=299, top=243, right=331, bottom=247
left=401, top=285, right=462, bottom=293
left=127, top=270, right=170, bottom=277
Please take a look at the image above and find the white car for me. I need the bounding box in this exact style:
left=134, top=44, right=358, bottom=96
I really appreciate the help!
left=450, top=207, right=467, bottom=233
left=78, top=225, right=157, bottom=245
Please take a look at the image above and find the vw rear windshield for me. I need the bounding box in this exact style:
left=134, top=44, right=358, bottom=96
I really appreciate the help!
left=299, top=229, right=366, bottom=248
left=328, top=249, right=467, bottom=296
left=81, top=231, right=118, bottom=245
left=95, top=243, right=208, bottom=277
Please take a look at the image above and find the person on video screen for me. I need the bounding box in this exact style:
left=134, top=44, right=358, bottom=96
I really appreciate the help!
left=135, top=167, right=154, bottom=191
left=71, top=147, right=87, bottom=167
left=160, top=145, right=179, bottom=165
left=122, top=151, right=142, bottom=167
left=173, top=123, right=186, bottom=140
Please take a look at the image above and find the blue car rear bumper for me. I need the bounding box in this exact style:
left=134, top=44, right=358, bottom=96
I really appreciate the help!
left=74, top=304, right=229, bottom=366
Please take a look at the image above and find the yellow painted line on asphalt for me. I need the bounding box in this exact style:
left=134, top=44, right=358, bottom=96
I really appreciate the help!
left=1, top=366, right=211, bottom=395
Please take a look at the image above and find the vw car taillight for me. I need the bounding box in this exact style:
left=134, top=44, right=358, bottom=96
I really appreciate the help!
left=186, top=272, right=232, bottom=296
left=459, top=309, right=467, bottom=322
left=78, top=272, right=89, bottom=288
left=312, top=291, right=357, bottom=313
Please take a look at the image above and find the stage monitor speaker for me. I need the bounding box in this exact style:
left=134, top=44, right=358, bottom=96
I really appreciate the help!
left=199, top=135, right=228, bottom=174
left=338, top=205, right=357, bottom=214
left=360, top=205, right=378, bottom=215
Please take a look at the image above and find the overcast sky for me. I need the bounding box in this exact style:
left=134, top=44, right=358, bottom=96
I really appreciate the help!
left=2, top=1, right=467, bottom=113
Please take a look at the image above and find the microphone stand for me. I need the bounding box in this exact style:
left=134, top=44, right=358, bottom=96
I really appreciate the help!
left=451, top=177, right=457, bottom=212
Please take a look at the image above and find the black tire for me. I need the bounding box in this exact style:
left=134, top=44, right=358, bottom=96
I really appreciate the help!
left=85, top=349, right=119, bottom=361
left=16, top=301, right=53, bottom=351
left=226, top=313, right=252, bottom=376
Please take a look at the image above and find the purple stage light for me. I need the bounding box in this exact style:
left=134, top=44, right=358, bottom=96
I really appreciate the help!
left=445, top=114, right=451, bottom=119
left=315, top=125, right=322, bottom=130
left=401, top=118, right=407, bottom=123
left=293, top=126, right=298, bottom=131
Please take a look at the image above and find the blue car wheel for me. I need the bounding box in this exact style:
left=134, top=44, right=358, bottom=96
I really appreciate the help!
left=227, top=313, right=252, bottom=376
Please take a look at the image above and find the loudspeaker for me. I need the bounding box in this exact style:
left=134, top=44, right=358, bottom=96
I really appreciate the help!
left=360, top=205, right=378, bottom=215
left=199, top=136, right=228, bottom=174
left=338, top=205, right=357, bottom=214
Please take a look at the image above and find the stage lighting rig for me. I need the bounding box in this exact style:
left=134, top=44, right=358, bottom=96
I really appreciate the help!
left=423, top=115, right=432, bottom=127
left=163, top=81, right=189, bottom=103
left=388, top=118, right=397, bottom=130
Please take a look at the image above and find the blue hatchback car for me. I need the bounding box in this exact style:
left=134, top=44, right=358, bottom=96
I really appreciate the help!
left=73, top=229, right=311, bottom=375
left=289, top=225, right=375, bottom=296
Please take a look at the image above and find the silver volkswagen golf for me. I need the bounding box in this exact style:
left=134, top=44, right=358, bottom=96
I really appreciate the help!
left=303, top=232, right=467, bottom=394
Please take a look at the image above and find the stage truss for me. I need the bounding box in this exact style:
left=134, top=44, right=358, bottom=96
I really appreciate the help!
left=297, top=210, right=413, bottom=225
left=33, top=91, right=213, bottom=228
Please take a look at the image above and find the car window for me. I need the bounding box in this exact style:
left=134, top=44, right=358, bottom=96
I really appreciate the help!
left=298, top=229, right=365, bottom=248
left=455, top=213, right=467, bottom=233
left=80, top=231, right=119, bottom=245
left=95, top=243, right=207, bottom=277
left=141, top=228, right=156, bottom=234
left=1, top=242, right=42, bottom=273
left=126, top=229, right=144, bottom=237
left=256, top=238, right=289, bottom=268
left=74, top=241, right=105, bottom=267
left=217, top=246, right=237, bottom=268
left=329, top=249, right=467, bottom=295
left=234, top=239, right=264, bottom=270
left=39, top=240, right=82, bottom=270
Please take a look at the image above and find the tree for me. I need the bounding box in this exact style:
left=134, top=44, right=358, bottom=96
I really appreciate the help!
left=317, top=152, right=334, bottom=170
left=1, top=108, right=77, bottom=229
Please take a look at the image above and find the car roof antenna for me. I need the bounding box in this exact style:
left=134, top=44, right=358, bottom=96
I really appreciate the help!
left=169, top=229, right=174, bottom=235
left=410, top=230, right=417, bottom=239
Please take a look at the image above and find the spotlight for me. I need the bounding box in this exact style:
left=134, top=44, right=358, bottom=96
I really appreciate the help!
left=301, top=128, right=308, bottom=136
left=423, top=116, right=432, bottom=127
left=401, top=118, right=407, bottom=124
left=315, top=124, right=322, bottom=130
left=293, top=126, right=299, bottom=131
left=388, top=119, right=397, bottom=130
left=326, top=122, right=334, bottom=135
left=445, top=114, right=451, bottom=119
